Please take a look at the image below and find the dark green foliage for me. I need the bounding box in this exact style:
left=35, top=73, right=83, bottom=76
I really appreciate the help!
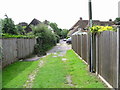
left=2, top=18, right=18, bottom=35
left=61, top=29, right=69, bottom=39
left=55, top=34, right=60, bottom=43
left=114, top=17, right=120, bottom=25
left=15, top=25, right=26, bottom=35
left=32, top=23, right=58, bottom=56
left=50, top=22, right=62, bottom=36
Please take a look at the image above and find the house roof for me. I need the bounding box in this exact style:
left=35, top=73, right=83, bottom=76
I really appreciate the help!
left=29, top=18, right=41, bottom=26
left=25, top=18, right=41, bottom=33
left=69, top=17, right=115, bottom=36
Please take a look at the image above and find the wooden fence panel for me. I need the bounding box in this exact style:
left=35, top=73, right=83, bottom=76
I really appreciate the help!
left=2, top=38, right=36, bottom=68
left=98, top=31, right=118, bottom=88
left=81, top=34, right=87, bottom=62
left=71, top=30, right=119, bottom=88
left=2, top=39, right=17, bottom=67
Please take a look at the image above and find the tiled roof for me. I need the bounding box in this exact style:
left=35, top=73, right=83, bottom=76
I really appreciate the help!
left=69, top=18, right=115, bottom=36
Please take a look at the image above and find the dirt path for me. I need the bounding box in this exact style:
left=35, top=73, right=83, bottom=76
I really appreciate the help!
left=47, top=39, right=71, bottom=55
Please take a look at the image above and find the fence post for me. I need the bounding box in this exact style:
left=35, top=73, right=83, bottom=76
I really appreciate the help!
left=92, top=34, right=96, bottom=73
left=117, top=26, right=120, bottom=89
left=96, top=34, right=99, bottom=75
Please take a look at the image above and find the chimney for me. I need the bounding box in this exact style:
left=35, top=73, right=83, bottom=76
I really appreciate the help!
left=80, top=17, right=82, bottom=20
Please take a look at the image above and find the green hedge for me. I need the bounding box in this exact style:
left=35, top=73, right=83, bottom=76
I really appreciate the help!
left=1, top=33, right=36, bottom=39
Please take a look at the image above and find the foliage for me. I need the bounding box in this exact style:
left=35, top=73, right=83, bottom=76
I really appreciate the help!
left=50, top=22, right=62, bottom=36
left=55, top=34, right=60, bottom=43
left=2, top=17, right=18, bottom=35
left=114, top=17, right=120, bottom=25
left=61, top=29, right=69, bottom=38
left=115, top=17, right=120, bottom=22
left=90, top=25, right=115, bottom=34
left=1, top=33, right=35, bottom=38
left=0, top=19, right=2, bottom=34
left=32, top=23, right=58, bottom=56
left=15, top=25, right=26, bottom=35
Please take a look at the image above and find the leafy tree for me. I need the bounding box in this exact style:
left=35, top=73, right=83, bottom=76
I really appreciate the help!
left=115, top=17, right=120, bottom=22
left=114, top=17, right=120, bottom=25
left=32, top=23, right=57, bottom=56
left=0, top=19, right=2, bottom=34
left=2, top=17, right=18, bottom=35
left=15, top=25, right=25, bottom=35
left=61, top=29, right=69, bottom=38
left=50, top=22, right=61, bottom=36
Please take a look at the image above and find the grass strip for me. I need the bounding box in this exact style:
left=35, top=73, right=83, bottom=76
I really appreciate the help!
left=2, top=60, right=39, bottom=88
left=32, top=54, right=68, bottom=88
left=65, top=50, right=106, bottom=88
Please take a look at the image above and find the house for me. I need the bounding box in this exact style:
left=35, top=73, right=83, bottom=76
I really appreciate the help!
left=25, top=18, right=41, bottom=33
left=68, top=17, right=114, bottom=36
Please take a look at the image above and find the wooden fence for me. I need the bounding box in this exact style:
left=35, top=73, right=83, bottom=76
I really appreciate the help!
left=72, top=30, right=120, bottom=89
left=2, top=38, right=36, bottom=68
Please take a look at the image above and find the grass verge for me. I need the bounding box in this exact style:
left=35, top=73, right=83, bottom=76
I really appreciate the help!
left=2, top=60, right=39, bottom=88
left=64, top=50, right=106, bottom=88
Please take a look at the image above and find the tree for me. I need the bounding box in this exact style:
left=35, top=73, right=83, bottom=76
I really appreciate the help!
left=61, top=29, right=69, bottom=38
left=15, top=25, right=25, bottom=35
left=31, top=23, right=58, bottom=56
left=2, top=16, right=18, bottom=35
left=50, top=22, right=61, bottom=36
left=114, top=17, right=120, bottom=25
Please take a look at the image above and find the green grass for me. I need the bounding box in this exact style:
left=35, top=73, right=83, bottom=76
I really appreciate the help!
left=3, top=49, right=106, bottom=88
left=32, top=50, right=106, bottom=88
left=32, top=54, right=68, bottom=88
left=64, top=50, right=106, bottom=88
left=2, top=60, right=39, bottom=88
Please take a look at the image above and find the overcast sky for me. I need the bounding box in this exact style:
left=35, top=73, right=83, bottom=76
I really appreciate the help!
left=0, top=0, right=119, bottom=29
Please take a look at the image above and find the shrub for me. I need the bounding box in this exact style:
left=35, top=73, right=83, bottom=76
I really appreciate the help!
left=32, top=23, right=58, bottom=56
left=15, top=25, right=26, bottom=35
left=61, top=29, right=69, bottom=39
left=1, top=33, right=35, bottom=38
left=90, top=25, right=116, bottom=34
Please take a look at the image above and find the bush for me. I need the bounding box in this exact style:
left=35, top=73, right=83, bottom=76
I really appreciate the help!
left=32, top=23, right=58, bottom=55
left=1, top=33, right=35, bottom=38
left=61, top=29, right=69, bottom=39
left=90, top=25, right=116, bottom=34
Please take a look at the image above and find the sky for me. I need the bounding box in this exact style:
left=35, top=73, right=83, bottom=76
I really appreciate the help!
left=0, top=0, right=119, bottom=29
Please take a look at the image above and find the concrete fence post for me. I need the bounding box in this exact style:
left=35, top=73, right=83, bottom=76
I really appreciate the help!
left=117, top=26, right=120, bottom=89
left=96, top=34, right=99, bottom=75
